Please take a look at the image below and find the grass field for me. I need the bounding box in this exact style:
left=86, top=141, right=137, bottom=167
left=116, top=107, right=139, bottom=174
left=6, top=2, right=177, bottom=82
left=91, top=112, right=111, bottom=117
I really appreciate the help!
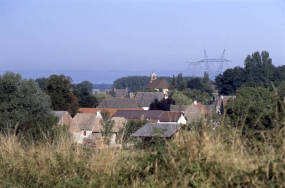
left=0, top=123, right=284, bottom=187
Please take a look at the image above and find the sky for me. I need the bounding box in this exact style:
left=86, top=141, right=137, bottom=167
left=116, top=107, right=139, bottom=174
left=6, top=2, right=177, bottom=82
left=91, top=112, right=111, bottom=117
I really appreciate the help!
left=0, top=0, right=284, bottom=82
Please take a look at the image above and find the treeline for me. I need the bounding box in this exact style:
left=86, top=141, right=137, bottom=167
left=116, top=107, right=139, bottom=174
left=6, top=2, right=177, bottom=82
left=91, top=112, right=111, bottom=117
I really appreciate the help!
left=113, top=75, right=210, bottom=93
left=0, top=72, right=113, bottom=141
left=215, top=51, right=285, bottom=95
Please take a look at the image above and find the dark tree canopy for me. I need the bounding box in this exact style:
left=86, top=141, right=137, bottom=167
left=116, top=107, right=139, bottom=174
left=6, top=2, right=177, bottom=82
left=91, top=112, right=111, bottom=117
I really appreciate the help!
left=149, top=98, right=174, bottom=111
left=215, top=51, right=282, bottom=95
left=113, top=76, right=150, bottom=92
left=177, top=73, right=186, bottom=91
left=80, top=81, right=93, bottom=94
left=35, top=77, right=49, bottom=90
left=113, top=75, right=198, bottom=92
left=45, top=74, right=79, bottom=117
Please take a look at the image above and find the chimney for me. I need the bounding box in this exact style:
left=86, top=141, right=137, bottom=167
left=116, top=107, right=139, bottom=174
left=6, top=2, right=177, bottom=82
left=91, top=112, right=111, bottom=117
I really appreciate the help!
left=97, top=110, right=102, bottom=117
left=194, top=100, right=197, bottom=105
left=129, top=92, right=134, bottom=98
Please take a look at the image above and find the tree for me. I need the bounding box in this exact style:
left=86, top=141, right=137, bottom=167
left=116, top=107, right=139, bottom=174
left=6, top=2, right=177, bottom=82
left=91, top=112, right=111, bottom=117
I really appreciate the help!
left=216, top=51, right=278, bottom=95
left=226, top=87, right=274, bottom=130
left=0, top=72, right=54, bottom=139
left=35, top=77, right=49, bottom=90
left=170, top=75, right=177, bottom=90
left=183, top=88, right=212, bottom=104
left=80, top=81, right=93, bottom=94
left=149, top=98, right=174, bottom=111
left=187, top=77, right=203, bottom=91
left=177, top=73, right=185, bottom=91
left=80, top=95, right=98, bottom=108
left=45, top=74, right=79, bottom=117
left=203, top=72, right=210, bottom=83
left=94, top=93, right=111, bottom=104
left=215, top=67, right=245, bottom=95
left=172, top=92, right=192, bottom=105
left=73, top=83, right=98, bottom=108
left=100, top=110, right=115, bottom=145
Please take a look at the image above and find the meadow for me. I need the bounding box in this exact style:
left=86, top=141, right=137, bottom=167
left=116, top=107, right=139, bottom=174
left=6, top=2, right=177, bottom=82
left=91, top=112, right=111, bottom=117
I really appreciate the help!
left=0, top=122, right=284, bottom=188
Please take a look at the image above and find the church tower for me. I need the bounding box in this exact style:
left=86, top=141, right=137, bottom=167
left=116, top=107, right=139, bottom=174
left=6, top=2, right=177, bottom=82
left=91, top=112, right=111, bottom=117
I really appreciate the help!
left=150, top=68, right=157, bottom=83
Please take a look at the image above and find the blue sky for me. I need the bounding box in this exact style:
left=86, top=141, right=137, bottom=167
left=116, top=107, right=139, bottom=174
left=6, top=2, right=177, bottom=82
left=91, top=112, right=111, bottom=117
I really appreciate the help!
left=0, top=0, right=284, bottom=78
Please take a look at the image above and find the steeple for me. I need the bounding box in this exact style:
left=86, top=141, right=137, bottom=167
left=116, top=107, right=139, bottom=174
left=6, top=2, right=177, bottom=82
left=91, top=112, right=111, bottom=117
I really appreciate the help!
left=150, top=67, right=157, bottom=83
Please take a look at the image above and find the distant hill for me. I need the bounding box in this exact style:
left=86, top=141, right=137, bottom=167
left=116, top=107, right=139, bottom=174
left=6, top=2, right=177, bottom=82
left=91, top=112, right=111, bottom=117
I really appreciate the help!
left=93, top=83, right=113, bottom=91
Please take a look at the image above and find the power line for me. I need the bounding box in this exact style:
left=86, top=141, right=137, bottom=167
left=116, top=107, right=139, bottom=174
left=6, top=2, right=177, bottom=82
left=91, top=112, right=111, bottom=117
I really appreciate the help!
left=187, top=49, right=232, bottom=78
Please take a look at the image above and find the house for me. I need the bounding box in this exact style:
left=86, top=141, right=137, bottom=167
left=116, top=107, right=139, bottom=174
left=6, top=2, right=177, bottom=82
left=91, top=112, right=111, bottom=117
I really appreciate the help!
left=91, top=117, right=127, bottom=147
left=79, top=108, right=143, bottom=116
left=145, top=70, right=169, bottom=95
left=158, top=111, right=187, bottom=125
left=170, top=101, right=209, bottom=123
left=52, top=111, right=80, bottom=133
left=73, top=113, right=97, bottom=144
left=114, top=88, right=128, bottom=98
left=212, top=95, right=236, bottom=114
left=97, top=98, right=140, bottom=109
left=170, top=105, right=189, bottom=112
left=196, top=102, right=210, bottom=114
left=204, top=105, right=216, bottom=114
left=113, top=110, right=163, bottom=123
left=131, top=123, right=180, bottom=139
left=73, top=112, right=127, bottom=147
left=135, top=92, right=165, bottom=110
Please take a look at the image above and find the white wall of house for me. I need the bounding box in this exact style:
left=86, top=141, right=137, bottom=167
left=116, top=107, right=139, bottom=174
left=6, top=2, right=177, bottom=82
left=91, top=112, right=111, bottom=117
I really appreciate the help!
left=177, top=116, right=187, bottom=125
left=142, top=107, right=149, bottom=110
left=73, top=132, right=84, bottom=144
left=82, top=130, right=92, bottom=138
left=74, top=130, right=93, bottom=144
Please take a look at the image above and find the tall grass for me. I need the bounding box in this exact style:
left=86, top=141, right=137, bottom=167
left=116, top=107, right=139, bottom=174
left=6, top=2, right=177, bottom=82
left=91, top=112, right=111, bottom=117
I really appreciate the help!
left=0, top=122, right=284, bottom=187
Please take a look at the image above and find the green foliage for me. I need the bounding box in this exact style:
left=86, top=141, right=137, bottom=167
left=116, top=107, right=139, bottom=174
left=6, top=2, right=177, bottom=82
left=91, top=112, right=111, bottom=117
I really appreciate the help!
left=177, top=73, right=185, bottom=91
left=215, top=67, right=245, bottom=95
left=169, top=75, right=177, bottom=90
left=113, top=75, right=202, bottom=92
left=203, top=72, right=210, bottom=83
left=0, top=72, right=52, bottom=134
left=35, top=77, right=49, bottom=90
left=113, top=76, right=150, bottom=92
left=45, top=74, right=79, bottom=116
left=226, top=87, right=274, bottom=130
left=172, top=92, right=192, bottom=105
left=93, top=92, right=111, bottom=104
left=73, top=83, right=98, bottom=108
left=80, top=81, right=93, bottom=94
left=100, top=110, right=115, bottom=145
left=117, top=118, right=148, bottom=144
left=215, top=51, right=283, bottom=95
left=80, top=95, right=98, bottom=108
left=183, top=88, right=212, bottom=104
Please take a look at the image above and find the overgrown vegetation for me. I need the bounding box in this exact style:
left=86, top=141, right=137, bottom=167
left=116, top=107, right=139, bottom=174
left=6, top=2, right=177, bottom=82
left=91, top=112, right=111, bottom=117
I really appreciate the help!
left=0, top=121, right=284, bottom=187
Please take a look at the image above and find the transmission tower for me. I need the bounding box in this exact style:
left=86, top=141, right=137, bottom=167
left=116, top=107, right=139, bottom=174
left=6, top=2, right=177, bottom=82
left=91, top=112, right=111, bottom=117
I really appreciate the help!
left=187, top=49, right=232, bottom=78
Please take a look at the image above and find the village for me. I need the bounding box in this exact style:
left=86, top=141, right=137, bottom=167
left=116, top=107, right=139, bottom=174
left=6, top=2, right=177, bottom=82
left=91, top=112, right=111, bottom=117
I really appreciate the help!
left=53, top=70, right=235, bottom=149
